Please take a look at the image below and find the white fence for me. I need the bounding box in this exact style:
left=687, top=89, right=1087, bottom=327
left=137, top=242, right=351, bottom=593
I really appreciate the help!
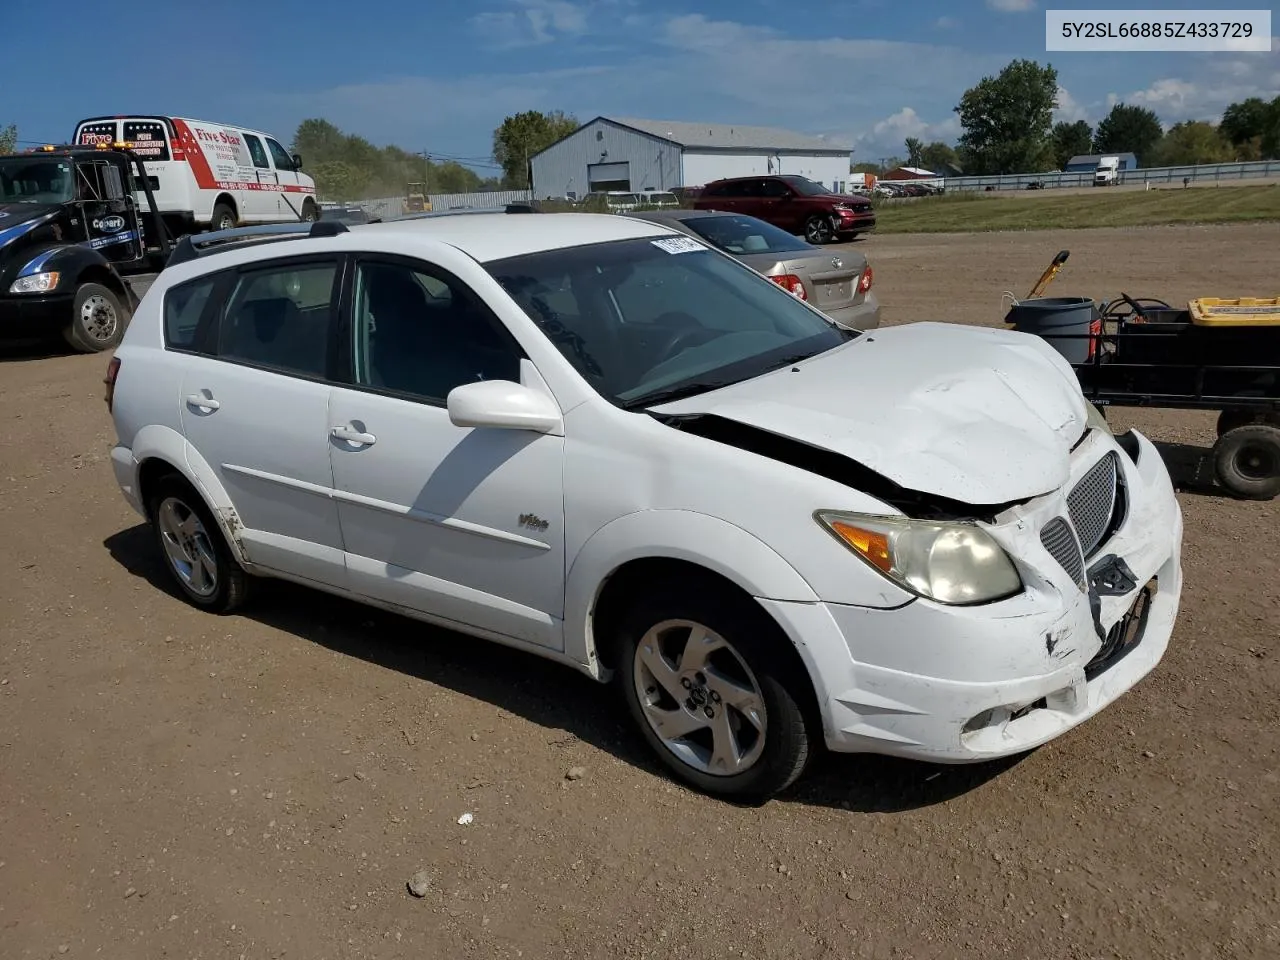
left=358, top=189, right=533, bottom=220
left=941, top=160, right=1280, bottom=193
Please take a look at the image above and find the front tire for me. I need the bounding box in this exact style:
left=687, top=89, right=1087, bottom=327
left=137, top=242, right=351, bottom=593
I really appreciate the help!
left=63, top=282, right=128, bottom=353
left=301, top=199, right=317, bottom=222
left=614, top=583, right=813, bottom=801
left=804, top=215, right=834, bottom=244
left=211, top=201, right=237, bottom=232
left=147, top=476, right=250, bottom=612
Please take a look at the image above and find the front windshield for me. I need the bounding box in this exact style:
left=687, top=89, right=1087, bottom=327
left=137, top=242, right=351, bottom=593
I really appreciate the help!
left=781, top=176, right=831, bottom=197
left=0, top=158, right=74, bottom=204
left=609, top=194, right=640, bottom=205
left=486, top=236, right=854, bottom=408
left=679, top=214, right=812, bottom=255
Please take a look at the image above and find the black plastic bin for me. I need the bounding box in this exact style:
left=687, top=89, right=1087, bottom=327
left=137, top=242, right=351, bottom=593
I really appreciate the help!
left=1005, top=297, right=1099, bottom=364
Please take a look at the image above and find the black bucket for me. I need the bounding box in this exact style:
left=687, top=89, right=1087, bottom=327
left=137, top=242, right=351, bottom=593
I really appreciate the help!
left=1005, top=296, right=1099, bottom=364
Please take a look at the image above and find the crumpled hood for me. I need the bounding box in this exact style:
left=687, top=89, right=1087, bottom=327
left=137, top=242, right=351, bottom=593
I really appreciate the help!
left=0, top=204, right=59, bottom=251
left=650, top=322, right=1088, bottom=505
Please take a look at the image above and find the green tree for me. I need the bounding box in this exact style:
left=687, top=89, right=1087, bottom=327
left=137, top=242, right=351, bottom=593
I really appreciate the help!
left=851, top=162, right=881, bottom=174
left=289, top=119, right=485, bottom=200
left=954, top=59, right=1059, bottom=175
left=1220, top=97, right=1271, bottom=146
left=491, top=110, right=578, bottom=188
left=919, top=141, right=959, bottom=173
left=904, top=137, right=924, bottom=167
left=1051, top=120, right=1093, bottom=169
left=1151, top=121, right=1235, bottom=166
left=1092, top=103, right=1163, bottom=165
left=0, top=124, right=16, bottom=154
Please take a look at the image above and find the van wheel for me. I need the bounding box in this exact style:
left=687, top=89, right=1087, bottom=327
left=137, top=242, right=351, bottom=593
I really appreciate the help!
left=63, top=282, right=128, bottom=353
left=211, top=202, right=237, bottom=231
left=301, top=199, right=317, bottom=222
left=147, top=475, right=250, bottom=612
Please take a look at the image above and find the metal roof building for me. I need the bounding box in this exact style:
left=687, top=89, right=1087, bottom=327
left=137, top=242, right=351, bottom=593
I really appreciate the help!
left=530, top=116, right=854, bottom=200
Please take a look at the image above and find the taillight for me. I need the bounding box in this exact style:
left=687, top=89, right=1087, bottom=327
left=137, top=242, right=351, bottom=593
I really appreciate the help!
left=858, top=266, right=873, bottom=294
left=104, top=356, right=121, bottom=412
left=770, top=274, right=807, bottom=300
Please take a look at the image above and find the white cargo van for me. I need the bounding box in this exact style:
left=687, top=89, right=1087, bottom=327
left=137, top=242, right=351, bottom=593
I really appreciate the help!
left=72, top=116, right=318, bottom=234
left=1093, top=156, right=1120, bottom=186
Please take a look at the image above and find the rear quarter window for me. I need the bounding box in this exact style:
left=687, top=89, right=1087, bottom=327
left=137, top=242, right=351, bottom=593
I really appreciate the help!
left=163, top=276, right=217, bottom=350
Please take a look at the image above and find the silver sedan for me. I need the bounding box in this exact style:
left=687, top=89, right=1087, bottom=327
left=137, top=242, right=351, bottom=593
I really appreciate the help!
left=628, top=209, right=880, bottom=330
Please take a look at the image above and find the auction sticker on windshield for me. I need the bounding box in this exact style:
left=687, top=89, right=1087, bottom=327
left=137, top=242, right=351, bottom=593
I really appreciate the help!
left=651, top=236, right=706, bottom=255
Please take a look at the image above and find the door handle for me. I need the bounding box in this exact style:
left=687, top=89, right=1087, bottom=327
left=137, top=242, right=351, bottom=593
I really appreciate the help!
left=331, top=425, right=376, bottom=446
left=185, top=393, right=220, bottom=411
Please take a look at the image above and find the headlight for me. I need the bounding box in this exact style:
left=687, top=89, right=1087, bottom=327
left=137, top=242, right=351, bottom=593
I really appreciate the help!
left=9, top=272, right=60, bottom=294
left=816, top=511, right=1022, bottom=605
left=1086, top=401, right=1112, bottom=435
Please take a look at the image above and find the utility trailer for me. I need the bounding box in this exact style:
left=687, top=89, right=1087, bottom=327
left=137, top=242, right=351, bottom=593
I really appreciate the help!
left=1006, top=252, right=1280, bottom=500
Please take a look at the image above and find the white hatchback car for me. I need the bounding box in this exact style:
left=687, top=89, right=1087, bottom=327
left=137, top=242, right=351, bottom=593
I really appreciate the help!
left=106, top=213, right=1184, bottom=800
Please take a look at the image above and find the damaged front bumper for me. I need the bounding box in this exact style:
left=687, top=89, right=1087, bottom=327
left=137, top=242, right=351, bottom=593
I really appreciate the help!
left=760, top=427, right=1184, bottom=762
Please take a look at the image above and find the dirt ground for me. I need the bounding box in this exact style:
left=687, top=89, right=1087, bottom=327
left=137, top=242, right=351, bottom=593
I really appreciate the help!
left=1, top=223, right=1278, bottom=960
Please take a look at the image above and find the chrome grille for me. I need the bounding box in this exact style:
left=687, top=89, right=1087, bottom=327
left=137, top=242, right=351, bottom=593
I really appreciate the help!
left=1040, top=516, right=1084, bottom=588
left=1068, top=452, right=1120, bottom=558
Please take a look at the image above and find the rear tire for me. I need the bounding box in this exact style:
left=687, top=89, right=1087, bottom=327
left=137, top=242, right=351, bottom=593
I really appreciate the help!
left=1213, top=424, right=1280, bottom=500
left=612, top=581, right=813, bottom=801
left=63, top=282, right=128, bottom=353
left=146, top=475, right=250, bottom=612
left=211, top=202, right=237, bottom=232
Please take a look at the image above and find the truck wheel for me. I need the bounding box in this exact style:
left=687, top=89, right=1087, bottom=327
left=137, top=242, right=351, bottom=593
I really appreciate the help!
left=1213, top=424, right=1280, bottom=500
left=211, top=202, right=236, bottom=231
left=63, top=282, right=128, bottom=353
left=301, top=199, right=317, bottom=222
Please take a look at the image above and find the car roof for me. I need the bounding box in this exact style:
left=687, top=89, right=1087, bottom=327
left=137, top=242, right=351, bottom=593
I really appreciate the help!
left=178, top=213, right=679, bottom=267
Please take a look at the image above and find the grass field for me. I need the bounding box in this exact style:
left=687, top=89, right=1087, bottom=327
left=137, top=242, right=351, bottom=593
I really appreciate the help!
left=873, top=183, right=1280, bottom=233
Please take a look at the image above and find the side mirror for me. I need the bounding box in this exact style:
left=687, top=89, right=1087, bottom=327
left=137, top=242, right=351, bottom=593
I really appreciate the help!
left=447, top=380, right=562, bottom=434
left=291, top=153, right=303, bottom=171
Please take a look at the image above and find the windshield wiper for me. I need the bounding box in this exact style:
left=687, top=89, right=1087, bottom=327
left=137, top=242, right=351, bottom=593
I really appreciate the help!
left=622, top=379, right=735, bottom=410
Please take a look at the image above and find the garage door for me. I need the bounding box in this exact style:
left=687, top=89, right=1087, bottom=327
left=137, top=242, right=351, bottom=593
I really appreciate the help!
left=588, top=162, right=631, bottom=192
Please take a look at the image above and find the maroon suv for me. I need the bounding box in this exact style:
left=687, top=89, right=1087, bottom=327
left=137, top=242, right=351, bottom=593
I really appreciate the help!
left=692, top=175, right=875, bottom=244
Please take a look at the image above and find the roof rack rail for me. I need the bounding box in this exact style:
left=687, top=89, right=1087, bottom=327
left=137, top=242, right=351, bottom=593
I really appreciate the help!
left=165, top=220, right=348, bottom=268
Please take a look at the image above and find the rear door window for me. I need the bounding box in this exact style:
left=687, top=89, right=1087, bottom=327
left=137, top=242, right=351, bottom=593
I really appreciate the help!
left=122, top=120, right=171, bottom=161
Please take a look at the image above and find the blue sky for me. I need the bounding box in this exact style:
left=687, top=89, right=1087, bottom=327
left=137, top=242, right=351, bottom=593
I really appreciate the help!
left=4, top=0, right=1277, bottom=172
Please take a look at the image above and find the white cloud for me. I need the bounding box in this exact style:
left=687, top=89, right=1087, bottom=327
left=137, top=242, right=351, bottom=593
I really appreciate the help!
left=1108, top=40, right=1280, bottom=124
left=934, top=16, right=958, bottom=30
left=265, top=13, right=1005, bottom=165
left=853, top=107, right=962, bottom=159
left=1053, top=85, right=1090, bottom=124
left=470, top=0, right=591, bottom=48
left=986, top=0, right=1035, bottom=11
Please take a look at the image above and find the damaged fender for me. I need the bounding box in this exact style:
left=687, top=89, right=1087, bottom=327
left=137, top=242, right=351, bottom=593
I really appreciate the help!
left=124, top=423, right=250, bottom=565
left=564, top=509, right=825, bottom=676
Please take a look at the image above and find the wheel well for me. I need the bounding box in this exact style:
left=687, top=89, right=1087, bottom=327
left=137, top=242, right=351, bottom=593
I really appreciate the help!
left=590, top=557, right=822, bottom=728
left=213, top=194, right=237, bottom=219
left=75, top=264, right=127, bottom=300
left=136, top=457, right=185, bottom=515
